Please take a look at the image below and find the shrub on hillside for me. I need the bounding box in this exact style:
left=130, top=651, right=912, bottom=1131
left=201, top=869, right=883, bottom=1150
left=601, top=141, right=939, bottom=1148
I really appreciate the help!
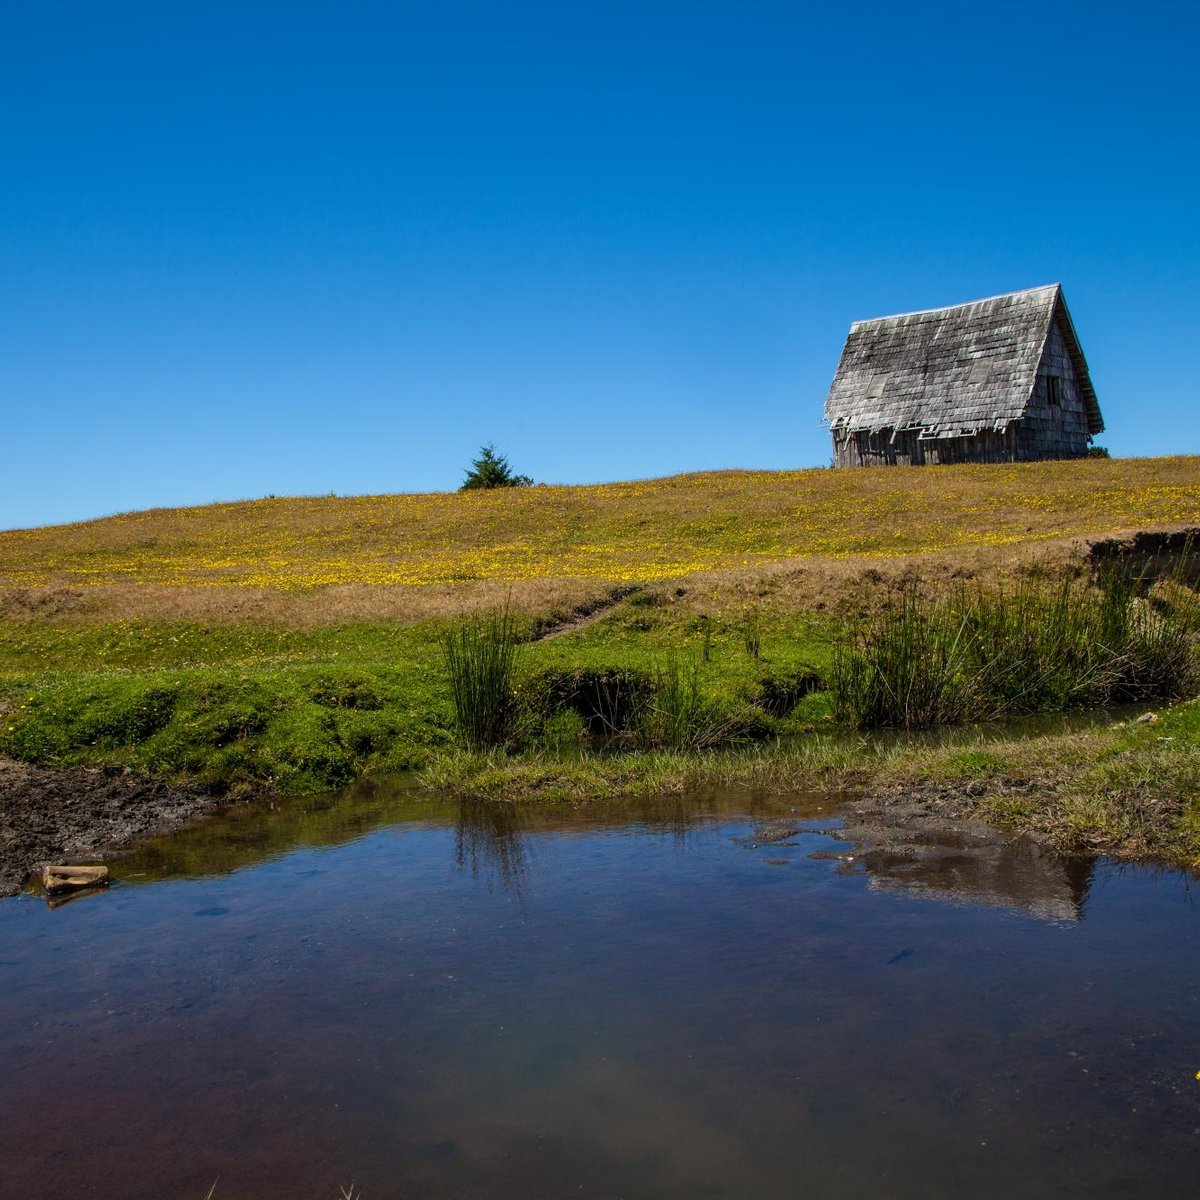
left=459, top=444, right=533, bottom=490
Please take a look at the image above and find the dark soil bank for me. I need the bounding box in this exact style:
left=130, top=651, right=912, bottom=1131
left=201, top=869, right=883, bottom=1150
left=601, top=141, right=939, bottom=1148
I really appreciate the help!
left=0, top=757, right=226, bottom=896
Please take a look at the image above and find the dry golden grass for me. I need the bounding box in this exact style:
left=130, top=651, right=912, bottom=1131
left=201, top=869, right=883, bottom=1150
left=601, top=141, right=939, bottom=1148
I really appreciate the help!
left=641, top=534, right=1112, bottom=619
left=0, top=578, right=618, bottom=627
left=2, top=457, right=1197, bottom=624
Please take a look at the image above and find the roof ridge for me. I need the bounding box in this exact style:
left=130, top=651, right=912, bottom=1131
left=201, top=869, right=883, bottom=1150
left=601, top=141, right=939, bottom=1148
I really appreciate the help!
left=850, top=284, right=1061, bottom=328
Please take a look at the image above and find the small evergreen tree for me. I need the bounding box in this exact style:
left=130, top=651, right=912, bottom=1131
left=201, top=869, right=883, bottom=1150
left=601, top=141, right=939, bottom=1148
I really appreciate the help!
left=460, top=443, right=533, bottom=490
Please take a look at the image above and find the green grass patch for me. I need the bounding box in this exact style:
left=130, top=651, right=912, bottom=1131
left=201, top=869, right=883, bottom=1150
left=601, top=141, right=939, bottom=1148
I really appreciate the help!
left=0, top=598, right=836, bottom=793
left=0, top=620, right=457, bottom=793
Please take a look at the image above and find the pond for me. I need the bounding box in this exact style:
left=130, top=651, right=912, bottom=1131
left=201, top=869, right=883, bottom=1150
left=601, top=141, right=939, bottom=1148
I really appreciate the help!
left=1, top=779, right=1197, bottom=1198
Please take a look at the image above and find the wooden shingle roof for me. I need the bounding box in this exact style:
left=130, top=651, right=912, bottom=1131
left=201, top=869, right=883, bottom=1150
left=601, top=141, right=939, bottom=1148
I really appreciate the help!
left=823, top=284, right=1103, bottom=438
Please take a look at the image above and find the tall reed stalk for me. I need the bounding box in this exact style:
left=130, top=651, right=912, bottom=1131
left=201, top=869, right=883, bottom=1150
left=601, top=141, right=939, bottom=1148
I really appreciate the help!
left=741, top=607, right=762, bottom=660
left=442, top=608, right=521, bottom=750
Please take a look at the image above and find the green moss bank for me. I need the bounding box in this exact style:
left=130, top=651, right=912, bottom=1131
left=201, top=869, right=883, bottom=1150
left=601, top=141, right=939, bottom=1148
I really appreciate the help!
left=0, top=597, right=833, bottom=794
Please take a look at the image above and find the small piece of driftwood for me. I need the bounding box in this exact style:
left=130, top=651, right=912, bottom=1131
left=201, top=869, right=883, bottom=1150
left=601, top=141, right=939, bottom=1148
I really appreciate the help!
left=42, top=864, right=109, bottom=895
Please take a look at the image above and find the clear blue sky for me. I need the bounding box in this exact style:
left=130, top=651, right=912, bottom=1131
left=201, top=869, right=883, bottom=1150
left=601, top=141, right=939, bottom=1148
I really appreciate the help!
left=3, top=0, right=1197, bottom=530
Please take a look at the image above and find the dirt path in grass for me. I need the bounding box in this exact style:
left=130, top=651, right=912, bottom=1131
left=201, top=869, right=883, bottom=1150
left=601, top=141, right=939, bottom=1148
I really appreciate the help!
left=530, top=585, right=643, bottom=641
left=0, top=756, right=232, bottom=897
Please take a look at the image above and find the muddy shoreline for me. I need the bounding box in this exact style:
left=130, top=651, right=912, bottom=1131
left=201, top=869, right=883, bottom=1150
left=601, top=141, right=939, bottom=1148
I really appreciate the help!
left=0, top=751, right=1064, bottom=901
left=0, top=756, right=242, bottom=897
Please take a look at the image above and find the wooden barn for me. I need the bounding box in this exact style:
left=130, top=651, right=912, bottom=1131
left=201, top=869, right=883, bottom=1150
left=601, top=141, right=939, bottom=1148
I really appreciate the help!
left=823, top=284, right=1103, bottom=467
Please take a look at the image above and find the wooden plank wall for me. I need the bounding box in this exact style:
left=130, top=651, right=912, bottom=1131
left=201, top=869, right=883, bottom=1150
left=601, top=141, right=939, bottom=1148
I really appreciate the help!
left=832, top=421, right=1089, bottom=467
left=1016, top=315, right=1092, bottom=460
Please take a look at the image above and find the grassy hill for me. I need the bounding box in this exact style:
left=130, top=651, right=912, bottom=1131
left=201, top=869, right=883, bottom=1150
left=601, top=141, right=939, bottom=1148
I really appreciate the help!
left=3, top=456, right=1199, bottom=597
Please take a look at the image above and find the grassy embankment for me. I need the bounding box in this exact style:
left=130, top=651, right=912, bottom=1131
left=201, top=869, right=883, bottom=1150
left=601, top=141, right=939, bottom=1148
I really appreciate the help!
left=2, top=456, right=1199, bottom=862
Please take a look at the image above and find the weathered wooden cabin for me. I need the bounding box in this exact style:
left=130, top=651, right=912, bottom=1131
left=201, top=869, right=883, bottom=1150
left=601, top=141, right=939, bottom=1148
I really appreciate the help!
left=823, top=284, right=1103, bottom=466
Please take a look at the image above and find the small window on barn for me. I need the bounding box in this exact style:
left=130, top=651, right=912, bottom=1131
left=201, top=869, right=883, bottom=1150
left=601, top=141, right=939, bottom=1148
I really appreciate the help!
left=1046, top=375, right=1061, bottom=406
left=866, top=372, right=890, bottom=399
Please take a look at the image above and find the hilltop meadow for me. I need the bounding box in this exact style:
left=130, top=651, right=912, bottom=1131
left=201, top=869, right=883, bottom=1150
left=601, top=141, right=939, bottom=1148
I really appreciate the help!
left=2, top=454, right=1200, bottom=872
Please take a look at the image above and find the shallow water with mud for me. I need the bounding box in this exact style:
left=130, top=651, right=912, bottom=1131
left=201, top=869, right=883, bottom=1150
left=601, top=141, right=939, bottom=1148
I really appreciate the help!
left=1, top=779, right=1197, bottom=1198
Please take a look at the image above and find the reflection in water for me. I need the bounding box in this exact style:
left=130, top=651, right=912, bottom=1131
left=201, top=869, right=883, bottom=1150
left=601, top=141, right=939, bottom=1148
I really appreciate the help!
left=2, top=776, right=1199, bottom=1200
left=734, top=811, right=1095, bottom=924
left=107, top=780, right=742, bottom=895
left=454, top=800, right=531, bottom=894
left=61, top=772, right=1104, bottom=926
left=106, top=780, right=1099, bottom=922
left=838, top=825, right=1094, bottom=923
left=450, top=794, right=717, bottom=897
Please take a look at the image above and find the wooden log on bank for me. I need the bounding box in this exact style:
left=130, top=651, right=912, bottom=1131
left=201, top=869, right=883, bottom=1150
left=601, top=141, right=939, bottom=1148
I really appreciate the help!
left=42, top=864, right=109, bottom=895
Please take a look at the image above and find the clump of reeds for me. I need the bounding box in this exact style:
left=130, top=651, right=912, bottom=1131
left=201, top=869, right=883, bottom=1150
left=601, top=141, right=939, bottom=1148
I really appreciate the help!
left=831, top=572, right=1200, bottom=729
left=636, top=656, right=769, bottom=750
left=637, top=657, right=710, bottom=749
left=1103, top=575, right=1199, bottom=701
left=830, top=585, right=979, bottom=728
left=442, top=608, right=522, bottom=749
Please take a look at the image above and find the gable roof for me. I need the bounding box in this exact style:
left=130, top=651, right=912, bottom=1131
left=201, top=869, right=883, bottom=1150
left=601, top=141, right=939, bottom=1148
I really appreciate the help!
left=823, top=284, right=1103, bottom=439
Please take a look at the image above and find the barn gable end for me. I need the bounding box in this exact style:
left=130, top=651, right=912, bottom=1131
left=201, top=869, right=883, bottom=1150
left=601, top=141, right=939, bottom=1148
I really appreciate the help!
left=823, top=285, right=1103, bottom=467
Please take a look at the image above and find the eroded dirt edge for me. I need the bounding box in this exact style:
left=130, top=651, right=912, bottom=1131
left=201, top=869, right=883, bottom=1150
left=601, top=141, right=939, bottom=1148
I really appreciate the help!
left=0, top=756, right=238, bottom=897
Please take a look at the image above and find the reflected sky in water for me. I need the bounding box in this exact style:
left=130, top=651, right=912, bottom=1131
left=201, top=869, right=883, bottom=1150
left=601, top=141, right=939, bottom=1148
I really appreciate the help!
left=1, top=779, right=1197, bottom=1199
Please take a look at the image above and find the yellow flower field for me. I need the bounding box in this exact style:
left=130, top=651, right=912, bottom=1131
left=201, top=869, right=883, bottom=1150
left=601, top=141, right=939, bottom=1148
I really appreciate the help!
left=3, top=457, right=1198, bottom=592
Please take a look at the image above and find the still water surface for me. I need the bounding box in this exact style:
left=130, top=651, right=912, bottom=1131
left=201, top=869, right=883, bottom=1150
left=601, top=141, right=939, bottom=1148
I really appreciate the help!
left=1, top=780, right=1197, bottom=1198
